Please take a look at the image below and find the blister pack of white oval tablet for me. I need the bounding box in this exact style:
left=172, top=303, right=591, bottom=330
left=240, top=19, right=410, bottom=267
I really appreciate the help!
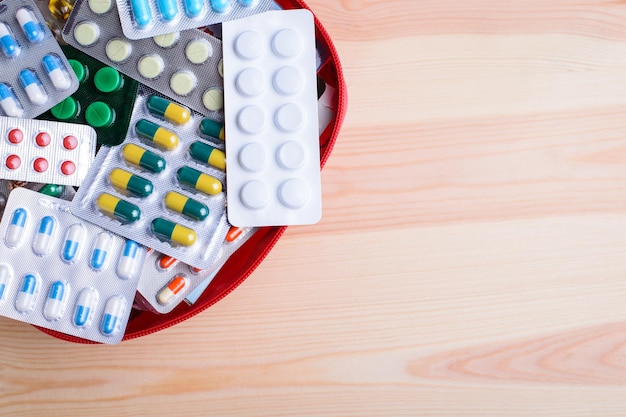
left=0, top=187, right=147, bottom=344
left=70, top=87, right=229, bottom=270
left=0, top=115, right=97, bottom=186
left=62, top=0, right=225, bottom=118
left=114, top=0, right=273, bottom=41
left=0, top=0, right=79, bottom=119
left=136, top=226, right=255, bottom=313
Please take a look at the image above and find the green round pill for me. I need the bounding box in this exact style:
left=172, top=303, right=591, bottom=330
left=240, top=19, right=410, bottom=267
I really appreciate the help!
left=94, top=67, right=122, bottom=93
left=68, top=59, right=86, bottom=82
left=85, top=101, right=114, bottom=128
left=50, top=96, right=78, bottom=120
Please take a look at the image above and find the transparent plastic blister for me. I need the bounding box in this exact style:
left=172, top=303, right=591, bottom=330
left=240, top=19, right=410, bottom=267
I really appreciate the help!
left=136, top=225, right=255, bottom=313
left=0, top=0, right=79, bottom=118
left=70, top=87, right=229, bottom=269
left=0, top=116, right=97, bottom=186
left=62, top=0, right=224, bottom=118
left=115, top=0, right=273, bottom=40
left=222, top=9, right=322, bottom=226
left=0, top=187, right=147, bottom=344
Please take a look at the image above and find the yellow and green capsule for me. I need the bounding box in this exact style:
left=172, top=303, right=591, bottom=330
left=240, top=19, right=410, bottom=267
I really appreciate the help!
left=151, top=218, right=196, bottom=246
left=146, top=95, right=191, bottom=125
left=164, top=191, right=209, bottom=221
left=176, top=166, right=222, bottom=196
left=199, top=118, right=224, bottom=141
left=109, top=168, right=153, bottom=197
left=188, top=141, right=225, bottom=171
left=135, top=119, right=179, bottom=150
left=121, top=144, right=166, bottom=173
left=97, top=193, right=141, bottom=224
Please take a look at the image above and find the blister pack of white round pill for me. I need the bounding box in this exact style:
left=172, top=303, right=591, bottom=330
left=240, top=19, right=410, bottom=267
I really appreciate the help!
left=70, top=86, right=229, bottom=270
left=222, top=9, right=322, bottom=227
left=136, top=225, right=255, bottom=313
left=114, top=0, right=274, bottom=41
left=0, top=187, right=147, bottom=344
left=62, top=0, right=225, bottom=118
left=0, top=0, right=79, bottom=119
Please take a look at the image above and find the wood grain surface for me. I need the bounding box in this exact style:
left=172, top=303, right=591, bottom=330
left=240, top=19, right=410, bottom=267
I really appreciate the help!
left=3, top=0, right=626, bottom=415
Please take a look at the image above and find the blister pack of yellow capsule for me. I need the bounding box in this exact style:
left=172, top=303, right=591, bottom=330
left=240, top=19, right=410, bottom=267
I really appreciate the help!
left=70, top=86, right=229, bottom=269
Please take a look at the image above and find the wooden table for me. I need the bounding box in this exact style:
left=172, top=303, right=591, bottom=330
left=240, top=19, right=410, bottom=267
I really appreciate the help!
left=3, top=0, right=626, bottom=415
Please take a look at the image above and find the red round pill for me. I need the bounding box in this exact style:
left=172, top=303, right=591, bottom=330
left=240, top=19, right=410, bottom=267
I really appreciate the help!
left=5, top=154, right=20, bottom=170
left=63, top=135, right=78, bottom=150
left=60, top=160, right=76, bottom=176
left=33, top=157, right=48, bottom=173
left=35, top=132, right=51, bottom=147
left=7, top=128, right=23, bottom=144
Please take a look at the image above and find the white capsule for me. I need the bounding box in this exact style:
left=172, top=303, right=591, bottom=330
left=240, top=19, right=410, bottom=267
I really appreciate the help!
left=100, top=296, right=126, bottom=336
left=43, top=281, right=66, bottom=321
left=32, top=215, right=55, bottom=255
left=61, top=224, right=85, bottom=263
left=117, top=240, right=142, bottom=280
left=74, top=288, right=97, bottom=327
left=0, top=263, right=13, bottom=302
left=90, top=232, right=112, bottom=271
left=15, top=273, right=38, bottom=313
left=5, top=208, right=27, bottom=247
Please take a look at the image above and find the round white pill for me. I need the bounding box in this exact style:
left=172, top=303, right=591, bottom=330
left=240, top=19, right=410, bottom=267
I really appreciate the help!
left=238, top=142, right=266, bottom=172
left=153, top=32, right=179, bottom=48
left=272, top=28, right=301, bottom=57
left=235, top=67, right=264, bottom=97
left=137, top=54, right=164, bottom=79
left=105, top=38, right=132, bottom=63
left=240, top=180, right=269, bottom=210
left=234, top=31, right=263, bottom=60
left=88, top=0, right=112, bottom=14
left=170, top=71, right=197, bottom=96
left=202, top=88, right=223, bottom=111
left=273, top=66, right=302, bottom=95
left=237, top=105, right=265, bottom=134
left=276, top=141, right=306, bottom=170
left=278, top=178, right=309, bottom=209
left=185, top=39, right=212, bottom=64
left=74, top=22, right=100, bottom=46
left=275, top=103, right=304, bottom=132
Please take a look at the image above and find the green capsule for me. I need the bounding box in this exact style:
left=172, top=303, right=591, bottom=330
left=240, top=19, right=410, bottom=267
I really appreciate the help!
left=109, top=168, right=153, bottom=197
left=151, top=218, right=197, bottom=246
left=176, top=167, right=222, bottom=196
left=188, top=141, right=225, bottom=171
left=38, top=184, right=65, bottom=197
left=199, top=118, right=224, bottom=140
left=97, top=193, right=141, bottom=224
left=164, top=191, right=209, bottom=221
left=121, top=144, right=166, bottom=173
left=146, top=95, right=191, bottom=125
left=135, top=119, right=179, bottom=150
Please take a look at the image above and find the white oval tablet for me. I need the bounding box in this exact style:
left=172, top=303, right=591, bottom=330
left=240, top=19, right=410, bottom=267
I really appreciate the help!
left=185, top=39, right=212, bottom=64
left=272, top=28, right=301, bottom=58
left=278, top=178, right=309, bottom=209
left=202, top=88, right=223, bottom=111
left=105, top=38, right=132, bottom=63
left=237, top=105, right=265, bottom=134
left=170, top=71, right=197, bottom=96
left=240, top=180, right=269, bottom=210
left=88, top=0, right=112, bottom=14
left=276, top=141, right=306, bottom=170
left=273, top=66, right=302, bottom=95
left=234, top=30, right=263, bottom=60
left=238, top=142, right=266, bottom=172
left=153, top=31, right=179, bottom=48
left=137, top=54, right=164, bottom=79
left=74, top=22, right=100, bottom=47
left=235, top=67, right=264, bottom=97
left=275, top=103, right=304, bottom=132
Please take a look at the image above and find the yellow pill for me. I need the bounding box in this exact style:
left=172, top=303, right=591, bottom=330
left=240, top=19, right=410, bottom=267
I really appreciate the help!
left=151, top=218, right=197, bottom=246
left=135, top=119, right=179, bottom=150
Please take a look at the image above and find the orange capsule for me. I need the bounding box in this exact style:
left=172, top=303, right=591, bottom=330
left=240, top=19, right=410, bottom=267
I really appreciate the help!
left=157, top=275, right=187, bottom=305
left=225, top=226, right=246, bottom=243
left=158, top=254, right=178, bottom=270
left=189, top=266, right=202, bottom=274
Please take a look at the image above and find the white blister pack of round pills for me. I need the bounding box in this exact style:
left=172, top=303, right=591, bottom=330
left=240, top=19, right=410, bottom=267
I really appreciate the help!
left=0, top=116, right=97, bottom=186
left=115, top=0, right=273, bottom=41
left=222, top=9, right=322, bottom=227
left=0, top=187, right=147, bottom=344
left=136, top=225, right=255, bottom=313
left=0, top=0, right=79, bottom=119
left=62, top=0, right=225, bottom=118
left=70, top=87, right=229, bottom=270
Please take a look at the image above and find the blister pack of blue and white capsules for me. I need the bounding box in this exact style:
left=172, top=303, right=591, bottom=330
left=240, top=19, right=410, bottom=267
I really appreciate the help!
left=115, top=0, right=273, bottom=40
left=0, top=187, right=147, bottom=344
left=71, top=86, right=229, bottom=270
left=136, top=226, right=255, bottom=313
left=62, top=0, right=225, bottom=118
left=0, top=0, right=79, bottom=118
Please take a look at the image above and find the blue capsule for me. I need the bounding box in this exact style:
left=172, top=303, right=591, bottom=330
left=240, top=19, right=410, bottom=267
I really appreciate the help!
left=101, top=296, right=125, bottom=336
left=0, top=22, right=19, bottom=58
left=210, top=0, right=230, bottom=13
left=74, top=288, right=97, bottom=327
left=117, top=240, right=141, bottom=280
left=42, top=54, right=72, bottom=91
left=44, top=281, right=66, bottom=321
left=16, top=8, right=44, bottom=44
left=6, top=208, right=27, bottom=247
left=19, top=69, right=47, bottom=105
left=0, top=264, right=12, bottom=301
left=183, top=0, right=204, bottom=17
left=239, top=0, right=257, bottom=6
left=157, top=0, right=178, bottom=21
left=129, top=0, right=152, bottom=28
left=62, top=224, right=85, bottom=263
left=90, top=232, right=112, bottom=270
left=33, top=216, right=55, bottom=255
left=15, top=273, right=38, bottom=312
left=0, top=83, right=22, bottom=117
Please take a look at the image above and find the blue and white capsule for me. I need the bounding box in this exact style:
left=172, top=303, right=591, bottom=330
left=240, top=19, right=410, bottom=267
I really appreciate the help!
left=100, top=296, right=126, bottom=336
left=16, top=8, right=44, bottom=43
left=19, top=69, right=47, bottom=105
left=90, top=232, right=112, bottom=271
left=32, top=215, right=55, bottom=256
left=73, top=287, right=97, bottom=327
left=43, top=281, right=66, bottom=321
left=0, top=83, right=23, bottom=117
left=117, top=240, right=142, bottom=280
left=15, top=273, right=38, bottom=313
left=183, top=0, right=204, bottom=18
left=6, top=208, right=27, bottom=247
left=0, top=264, right=13, bottom=302
left=61, top=223, right=85, bottom=263
left=0, top=22, right=20, bottom=58
left=42, top=54, right=72, bottom=91
left=210, top=0, right=231, bottom=13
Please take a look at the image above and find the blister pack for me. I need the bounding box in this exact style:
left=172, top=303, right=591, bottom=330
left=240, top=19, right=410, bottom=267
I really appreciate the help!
left=0, top=180, right=75, bottom=217
left=115, top=0, right=273, bottom=40
left=38, top=45, right=140, bottom=148
left=0, top=0, right=79, bottom=118
left=222, top=9, right=321, bottom=226
left=70, top=88, right=229, bottom=269
left=0, top=187, right=147, bottom=344
left=62, top=0, right=224, bottom=118
left=136, top=225, right=255, bottom=313
left=0, top=116, right=96, bottom=186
